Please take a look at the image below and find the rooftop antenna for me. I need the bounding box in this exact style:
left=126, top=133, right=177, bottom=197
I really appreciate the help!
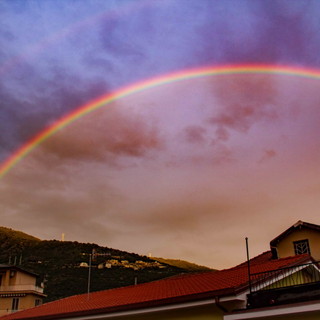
left=246, top=237, right=252, bottom=294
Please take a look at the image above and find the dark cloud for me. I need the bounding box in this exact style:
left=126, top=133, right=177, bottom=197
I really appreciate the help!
left=39, top=107, right=163, bottom=164
left=192, top=1, right=320, bottom=67
left=0, top=65, right=109, bottom=162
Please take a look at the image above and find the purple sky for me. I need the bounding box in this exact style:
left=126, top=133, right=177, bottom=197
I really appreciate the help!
left=1, top=0, right=320, bottom=269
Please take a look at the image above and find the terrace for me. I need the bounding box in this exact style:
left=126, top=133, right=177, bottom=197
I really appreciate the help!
left=247, top=260, right=320, bottom=308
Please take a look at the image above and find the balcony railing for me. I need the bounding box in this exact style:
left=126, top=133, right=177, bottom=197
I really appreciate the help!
left=0, top=284, right=44, bottom=293
left=250, top=261, right=320, bottom=292
left=247, top=261, right=320, bottom=308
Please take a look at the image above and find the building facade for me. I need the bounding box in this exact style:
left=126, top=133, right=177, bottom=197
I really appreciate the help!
left=270, top=220, right=320, bottom=260
left=0, top=265, right=45, bottom=316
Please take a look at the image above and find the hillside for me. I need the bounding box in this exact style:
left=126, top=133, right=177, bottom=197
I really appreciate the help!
left=0, top=227, right=206, bottom=302
left=0, top=226, right=40, bottom=243
left=152, top=257, right=214, bottom=272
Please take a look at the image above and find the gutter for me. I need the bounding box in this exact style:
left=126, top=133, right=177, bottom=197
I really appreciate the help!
left=14, top=289, right=248, bottom=320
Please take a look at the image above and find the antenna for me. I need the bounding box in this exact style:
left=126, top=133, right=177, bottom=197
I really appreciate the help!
left=83, top=249, right=110, bottom=300
left=246, top=237, right=252, bottom=294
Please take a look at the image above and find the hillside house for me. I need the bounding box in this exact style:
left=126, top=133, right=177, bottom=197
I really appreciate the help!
left=0, top=220, right=320, bottom=320
left=0, top=265, right=46, bottom=316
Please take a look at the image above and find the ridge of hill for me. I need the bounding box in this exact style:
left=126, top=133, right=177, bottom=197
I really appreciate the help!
left=0, top=226, right=40, bottom=243
left=152, top=257, right=214, bottom=272
left=0, top=227, right=210, bottom=302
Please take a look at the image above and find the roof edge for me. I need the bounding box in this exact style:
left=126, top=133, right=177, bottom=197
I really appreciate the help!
left=9, top=288, right=242, bottom=320
left=270, top=220, right=320, bottom=247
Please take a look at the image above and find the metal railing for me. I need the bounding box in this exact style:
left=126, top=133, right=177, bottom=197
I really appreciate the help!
left=0, top=284, right=44, bottom=293
left=250, top=261, right=320, bottom=292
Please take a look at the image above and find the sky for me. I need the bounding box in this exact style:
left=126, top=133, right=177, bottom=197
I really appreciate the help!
left=1, top=0, right=320, bottom=269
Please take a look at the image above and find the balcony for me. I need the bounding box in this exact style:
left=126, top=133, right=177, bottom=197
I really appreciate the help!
left=247, top=261, right=320, bottom=308
left=0, top=284, right=44, bottom=294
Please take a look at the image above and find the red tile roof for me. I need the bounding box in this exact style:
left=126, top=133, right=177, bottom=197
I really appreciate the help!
left=0, top=252, right=311, bottom=320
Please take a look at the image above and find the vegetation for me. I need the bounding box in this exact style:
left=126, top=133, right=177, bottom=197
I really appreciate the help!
left=151, top=257, right=214, bottom=272
left=0, top=227, right=209, bottom=302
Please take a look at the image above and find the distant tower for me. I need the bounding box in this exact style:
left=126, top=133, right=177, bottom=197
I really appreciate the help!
left=61, top=233, right=65, bottom=242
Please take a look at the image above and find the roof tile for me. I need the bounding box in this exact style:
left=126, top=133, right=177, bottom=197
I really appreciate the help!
left=0, top=252, right=311, bottom=320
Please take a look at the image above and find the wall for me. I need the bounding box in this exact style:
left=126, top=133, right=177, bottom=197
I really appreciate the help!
left=13, top=272, right=36, bottom=286
left=0, top=294, right=40, bottom=316
left=242, top=311, right=320, bottom=320
left=0, top=270, right=36, bottom=289
left=98, top=304, right=224, bottom=320
left=276, top=228, right=320, bottom=260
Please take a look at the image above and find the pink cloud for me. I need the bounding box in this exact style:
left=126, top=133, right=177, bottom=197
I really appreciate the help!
left=183, top=125, right=207, bottom=144
left=208, top=75, right=278, bottom=133
left=39, top=107, right=163, bottom=164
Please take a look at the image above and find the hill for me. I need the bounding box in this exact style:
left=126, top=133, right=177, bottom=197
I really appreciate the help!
left=0, top=226, right=40, bottom=243
left=151, top=257, right=214, bottom=272
left=0, top=227, right=207, bottom=302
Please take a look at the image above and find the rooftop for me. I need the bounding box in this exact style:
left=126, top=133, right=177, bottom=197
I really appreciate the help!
left=270, top=220, right=320, bottom=247
left=0, top=252, right=311, bottom=320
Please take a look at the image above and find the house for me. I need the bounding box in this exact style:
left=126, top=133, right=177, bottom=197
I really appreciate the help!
left=0, top=265, right=46, bottom=316
left=270, top=220, right=320, bottom=260
left=0, top=221, right=319, bottom=320
left=225, top=220, right=320, bottom=319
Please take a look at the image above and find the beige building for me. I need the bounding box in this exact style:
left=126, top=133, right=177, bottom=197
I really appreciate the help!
left=270, top=220, right=320, bottom=260
left=0, top=265, right=46, bottom=316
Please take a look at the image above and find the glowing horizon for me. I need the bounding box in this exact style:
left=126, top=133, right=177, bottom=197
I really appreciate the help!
left=2, top=63, right=320, bottom=179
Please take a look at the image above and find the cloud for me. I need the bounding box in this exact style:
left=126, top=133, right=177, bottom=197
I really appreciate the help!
left=0, top=152, right=123, bottom=242
left=2, top=68, right=320, bottom=269
left=0, top=64, right=110, bottom=162
left=258, top=149, right=277, bottom=164
left=193, top=1, right=320, bottom=66
left=214, top=126, right=229, bottom=142
left=39, top=107, right=163, bottom=165
left=183, top=125, right=207, bottom=144
left=208, top=75, right=278, bottom=134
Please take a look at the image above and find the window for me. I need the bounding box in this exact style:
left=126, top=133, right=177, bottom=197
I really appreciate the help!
left=11, top=298, right=19, bottom=311
left=294, top=239, right=311, bottom=255
left=35, top=299, right=42, bottom=307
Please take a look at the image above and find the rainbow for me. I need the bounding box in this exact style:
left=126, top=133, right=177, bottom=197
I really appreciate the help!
left=1, top=63, right=320, bottom=179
